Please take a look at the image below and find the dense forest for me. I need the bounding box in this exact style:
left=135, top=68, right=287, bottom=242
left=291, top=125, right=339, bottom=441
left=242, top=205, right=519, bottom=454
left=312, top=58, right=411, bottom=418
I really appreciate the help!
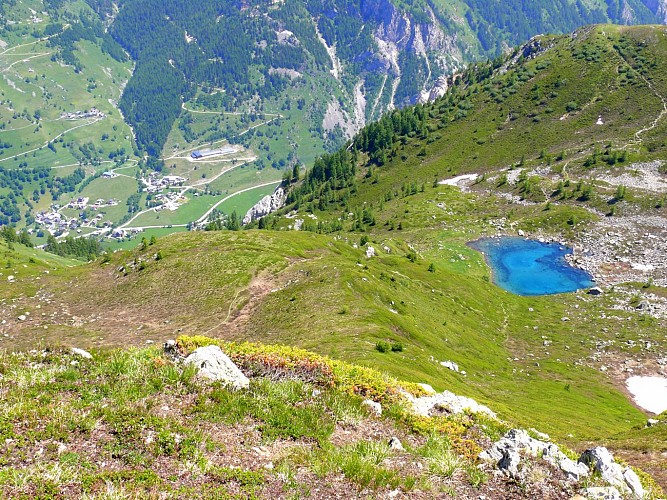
left=45, top=234, right=103, bottom=260
left=89, top=0, right=308, bottom=156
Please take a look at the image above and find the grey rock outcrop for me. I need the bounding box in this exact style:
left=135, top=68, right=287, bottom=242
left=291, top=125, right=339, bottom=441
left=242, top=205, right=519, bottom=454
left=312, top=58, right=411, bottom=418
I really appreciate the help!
left=623, top=468, right=645, bottom=499
left=480, top=429, right=589, bottom=481
left=583, top=487, right=622, bottom=500
left=578, top=447, right=644, bottom=498
left=499, top=447, right=522, bottom=477
left=242, top=187, right=286, bottom=225
left=184, top=345, right=249, bottom=390
left=543, top=443, right=589, bottom=481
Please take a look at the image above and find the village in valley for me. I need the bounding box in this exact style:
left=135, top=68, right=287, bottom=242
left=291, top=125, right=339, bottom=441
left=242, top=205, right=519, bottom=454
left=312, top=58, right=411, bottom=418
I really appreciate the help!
left=32, top=170, right=191, bottom=239
left=34, top=197, right=120, bottom=237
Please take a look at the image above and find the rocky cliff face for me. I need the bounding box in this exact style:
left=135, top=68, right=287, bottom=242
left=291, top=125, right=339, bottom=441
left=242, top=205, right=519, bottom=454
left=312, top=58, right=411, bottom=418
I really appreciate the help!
left=242, top=187, right=286, bottom=225
left=656, top=0, right=667, bottom=22
left=321, top=0, right=468, bottom=140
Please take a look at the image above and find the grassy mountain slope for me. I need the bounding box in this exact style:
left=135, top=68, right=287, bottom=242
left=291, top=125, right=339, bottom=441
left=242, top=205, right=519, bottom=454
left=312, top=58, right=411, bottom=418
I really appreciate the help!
left=2, top=0, right=667, bottom=249
left=1, top=23, right=667, bottom=494
left=349, top=24, right=667, bottom=206
left=6, top=339, right=663, bottom=498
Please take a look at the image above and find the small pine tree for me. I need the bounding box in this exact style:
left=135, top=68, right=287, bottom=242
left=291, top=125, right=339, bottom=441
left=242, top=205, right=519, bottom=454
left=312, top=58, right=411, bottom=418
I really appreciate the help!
left=615, top=185, right=626, bottom=201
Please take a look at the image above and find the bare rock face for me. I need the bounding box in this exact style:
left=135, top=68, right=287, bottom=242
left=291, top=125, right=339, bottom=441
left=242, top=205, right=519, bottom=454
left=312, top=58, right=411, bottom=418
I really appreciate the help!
left=242, top=187, right=286, bottom=225
left=480, top=429, right=589, bottom=481
left=579, top=447, right=644, bottom=498
left=184, top=345, right=249, bottom=390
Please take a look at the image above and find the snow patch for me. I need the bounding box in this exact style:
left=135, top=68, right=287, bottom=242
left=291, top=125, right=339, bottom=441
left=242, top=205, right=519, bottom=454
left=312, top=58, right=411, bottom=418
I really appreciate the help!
left=439, top=174, right=478, bottom=187
left=626, top=376, right=667, bottom=414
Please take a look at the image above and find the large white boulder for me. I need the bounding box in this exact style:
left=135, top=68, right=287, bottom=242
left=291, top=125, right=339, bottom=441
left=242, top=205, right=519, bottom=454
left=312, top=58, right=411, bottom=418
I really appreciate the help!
left=184, top=345, right=249, bottom=390
left=407, top=390, right=496, bottom=419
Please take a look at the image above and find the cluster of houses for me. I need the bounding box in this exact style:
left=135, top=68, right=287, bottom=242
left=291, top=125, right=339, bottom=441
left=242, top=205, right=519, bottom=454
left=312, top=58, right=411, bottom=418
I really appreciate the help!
left=60, top=108, right=105, bottom=120
left=140, top=172, right=187, bottom=194
left=34, top=198, right=119, bottom=235
left=110, top=228, right=142, bottom=240
left=34, top=211, right=78, bottom=235
left=90, top=198, right=119, bottom=210
left=63, top=197, right=117, bottom=211
left=150, top=191, right=185, bottom=212
left=65, top=197, right=90, bottom=210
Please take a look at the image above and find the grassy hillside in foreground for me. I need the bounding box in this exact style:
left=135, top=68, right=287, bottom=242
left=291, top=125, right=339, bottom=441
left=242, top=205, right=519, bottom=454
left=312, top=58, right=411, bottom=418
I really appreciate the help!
left=1, top=229, right=659, bottom=446
left=0, top=338, right=663, bottom=498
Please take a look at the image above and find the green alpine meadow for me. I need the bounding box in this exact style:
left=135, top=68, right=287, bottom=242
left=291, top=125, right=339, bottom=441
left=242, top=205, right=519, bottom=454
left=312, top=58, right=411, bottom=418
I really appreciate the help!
left=0, top=0, right=666, bottom=497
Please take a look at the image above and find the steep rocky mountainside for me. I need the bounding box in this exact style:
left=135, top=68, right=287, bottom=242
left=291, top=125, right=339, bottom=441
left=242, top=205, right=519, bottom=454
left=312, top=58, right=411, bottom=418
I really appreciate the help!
left=79, top=0, right=667, bottom=156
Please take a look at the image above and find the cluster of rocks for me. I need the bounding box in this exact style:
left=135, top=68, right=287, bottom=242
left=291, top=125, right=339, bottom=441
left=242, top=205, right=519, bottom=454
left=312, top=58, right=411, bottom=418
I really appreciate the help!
left=401, top=385, right=497, bottom=419
left=480, top=429, right=645, bottom=498
left=480, top=429, right=588, bottom=481
left=573, top=214, right=667, bottom=289
left=593, top=161, right=667, bottom=193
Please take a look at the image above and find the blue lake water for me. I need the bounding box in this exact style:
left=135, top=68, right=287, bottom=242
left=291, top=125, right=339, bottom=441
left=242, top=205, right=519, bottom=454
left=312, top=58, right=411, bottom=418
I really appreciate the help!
left=469, top=237, right=595, bottom=296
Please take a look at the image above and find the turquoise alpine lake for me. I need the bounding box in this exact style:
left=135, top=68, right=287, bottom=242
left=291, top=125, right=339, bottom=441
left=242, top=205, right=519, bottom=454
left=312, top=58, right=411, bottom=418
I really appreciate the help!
left=469, top=237, right=595, bottom=296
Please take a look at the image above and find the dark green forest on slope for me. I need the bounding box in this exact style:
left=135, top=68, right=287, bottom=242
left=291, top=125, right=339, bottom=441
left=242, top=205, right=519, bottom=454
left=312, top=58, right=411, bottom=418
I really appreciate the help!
left=73, top=0, right=666, bottom=159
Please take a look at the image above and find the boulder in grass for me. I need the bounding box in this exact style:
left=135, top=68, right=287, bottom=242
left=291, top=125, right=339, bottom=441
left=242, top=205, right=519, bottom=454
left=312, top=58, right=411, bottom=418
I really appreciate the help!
left=362, top=399, right=382, bottom=416
left=184, top=345, right=249, bottom=390
left=71, top=347, right=92, bottom=359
